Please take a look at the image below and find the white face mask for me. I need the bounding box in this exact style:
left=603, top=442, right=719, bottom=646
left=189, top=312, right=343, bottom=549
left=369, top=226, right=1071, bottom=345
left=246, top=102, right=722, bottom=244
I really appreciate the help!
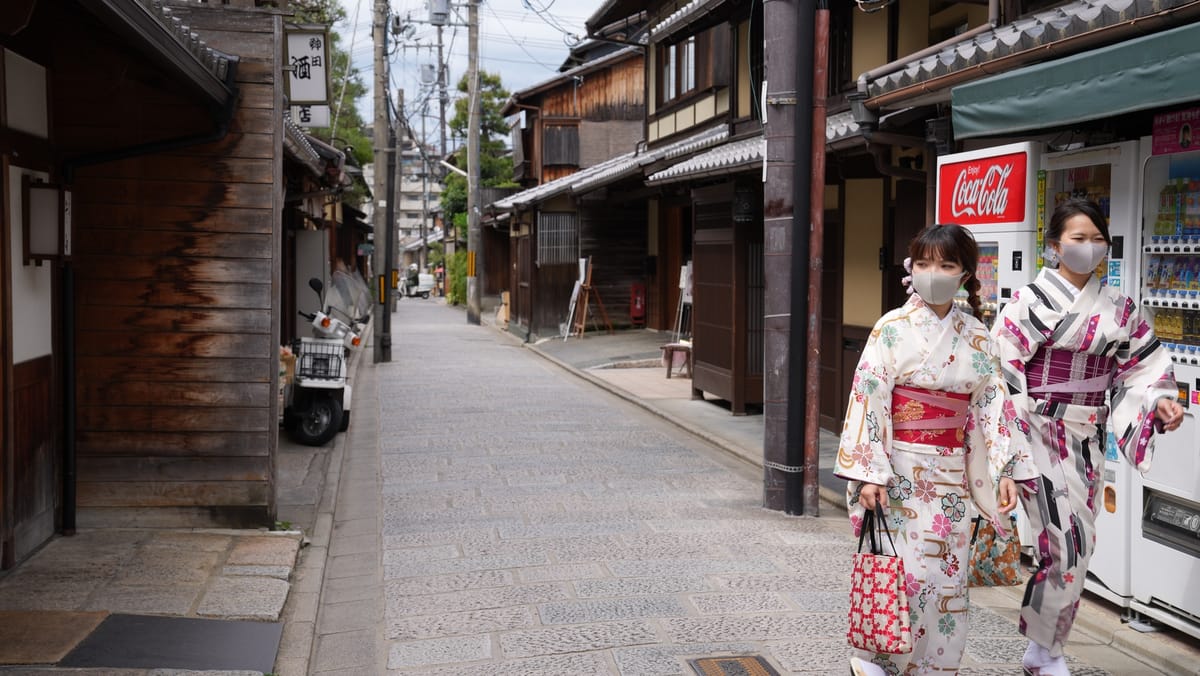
left=912, top=270, right=965, bottom=306
left=1057, top=242, right=1108, bottom=275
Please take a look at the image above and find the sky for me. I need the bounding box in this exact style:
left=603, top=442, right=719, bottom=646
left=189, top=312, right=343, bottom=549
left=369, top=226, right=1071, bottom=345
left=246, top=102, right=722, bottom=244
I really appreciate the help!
left=333, top=0, right=602, bottom=152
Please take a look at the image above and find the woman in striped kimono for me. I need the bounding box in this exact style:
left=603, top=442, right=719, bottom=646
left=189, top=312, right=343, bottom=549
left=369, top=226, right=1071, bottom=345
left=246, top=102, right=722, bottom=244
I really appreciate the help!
left=992, top=199, right=1184, bottom=676
left=838, top=224, right=1037, bottom=676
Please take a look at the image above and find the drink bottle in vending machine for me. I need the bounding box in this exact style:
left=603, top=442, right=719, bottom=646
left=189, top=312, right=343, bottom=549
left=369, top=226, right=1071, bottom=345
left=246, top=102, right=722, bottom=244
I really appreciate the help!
left=1038, top=141, right=1141, bottom=606
left=1128, top=133, right=1200, bottom=639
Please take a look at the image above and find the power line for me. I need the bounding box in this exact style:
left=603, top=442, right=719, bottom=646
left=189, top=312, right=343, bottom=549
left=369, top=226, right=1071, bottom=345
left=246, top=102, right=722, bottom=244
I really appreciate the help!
left=484, top=3, right=556, bottom=70
left=331, top=0, right=366, bottom=133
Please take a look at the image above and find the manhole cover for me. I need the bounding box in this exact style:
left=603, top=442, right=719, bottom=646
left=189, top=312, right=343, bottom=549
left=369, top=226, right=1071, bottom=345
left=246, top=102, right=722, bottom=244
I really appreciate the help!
left=688, top=655, right=781, bottom=676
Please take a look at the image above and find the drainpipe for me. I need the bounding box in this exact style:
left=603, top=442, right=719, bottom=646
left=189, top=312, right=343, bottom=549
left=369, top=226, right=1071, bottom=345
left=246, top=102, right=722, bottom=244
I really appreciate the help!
left=785, top=0, right=816, bottom=516
left=58, top=71, right=239, bottom=535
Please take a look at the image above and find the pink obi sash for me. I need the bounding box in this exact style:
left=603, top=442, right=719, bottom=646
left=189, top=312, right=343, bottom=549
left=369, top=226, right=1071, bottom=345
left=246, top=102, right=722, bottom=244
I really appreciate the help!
left=891, top=386, right=970, bottom=448
left=1027, top=346, right=1114, bottom=407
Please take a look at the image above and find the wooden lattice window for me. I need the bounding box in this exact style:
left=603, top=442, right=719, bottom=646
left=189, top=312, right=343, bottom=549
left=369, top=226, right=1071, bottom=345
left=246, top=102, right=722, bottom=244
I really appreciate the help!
left=537, top=212, right=578, bottom=266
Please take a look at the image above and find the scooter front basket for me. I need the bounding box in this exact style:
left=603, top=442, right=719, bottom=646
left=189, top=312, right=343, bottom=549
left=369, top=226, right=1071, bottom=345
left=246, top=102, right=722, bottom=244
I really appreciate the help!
left=296, top=339, right=344, bottom=379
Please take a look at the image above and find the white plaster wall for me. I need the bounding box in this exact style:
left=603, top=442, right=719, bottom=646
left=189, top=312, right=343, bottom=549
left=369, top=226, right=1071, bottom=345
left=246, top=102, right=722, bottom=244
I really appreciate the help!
left=9, top=167, right=54, bottom=363
left=295, top=228, right=329, bottom=316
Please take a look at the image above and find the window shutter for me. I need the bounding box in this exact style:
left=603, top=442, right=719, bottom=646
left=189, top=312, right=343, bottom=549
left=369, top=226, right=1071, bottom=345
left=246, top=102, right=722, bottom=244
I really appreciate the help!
left=707, top=26, right=731, bottom=89
left=543, top=125, right=580, bottom=166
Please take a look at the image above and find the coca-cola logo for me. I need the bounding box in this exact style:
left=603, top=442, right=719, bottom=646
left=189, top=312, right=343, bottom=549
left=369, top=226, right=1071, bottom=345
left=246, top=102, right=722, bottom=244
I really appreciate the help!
left=938, top=152, right=1027, bottom=225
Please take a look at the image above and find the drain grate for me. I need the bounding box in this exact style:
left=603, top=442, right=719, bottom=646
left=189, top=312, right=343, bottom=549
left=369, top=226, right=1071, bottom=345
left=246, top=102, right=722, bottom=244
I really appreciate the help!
left=688, top=655, right=782, bottom=676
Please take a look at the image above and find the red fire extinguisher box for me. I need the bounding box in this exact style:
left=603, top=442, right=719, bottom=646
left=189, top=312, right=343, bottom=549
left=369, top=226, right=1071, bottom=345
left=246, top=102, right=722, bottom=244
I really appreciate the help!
left=630, top=283, right=646, bottom=327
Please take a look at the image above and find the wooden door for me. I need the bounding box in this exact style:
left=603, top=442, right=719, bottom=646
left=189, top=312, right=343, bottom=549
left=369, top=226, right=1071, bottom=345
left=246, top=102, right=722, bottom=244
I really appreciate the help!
left=657, top=204, right=692, bottom=333
left=516, top=234, right=532, bottom=334
left=884, top=178, right=926, bottom=311
left=11, top=355, right=55, bottom=565
left=820, top=195, right=845, bottom=431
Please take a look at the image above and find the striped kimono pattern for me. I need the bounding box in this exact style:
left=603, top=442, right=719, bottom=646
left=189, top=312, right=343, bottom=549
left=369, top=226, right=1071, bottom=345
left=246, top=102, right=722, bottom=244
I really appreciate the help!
left=992, top=269, right=1176, bottom=658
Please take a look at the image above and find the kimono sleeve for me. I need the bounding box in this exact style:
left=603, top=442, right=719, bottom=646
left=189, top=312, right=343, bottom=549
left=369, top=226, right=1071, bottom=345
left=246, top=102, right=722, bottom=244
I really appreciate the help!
left=990, top=290, right=1039, bottom=423
left=834, top=320, right=896, bottom=487
left=965, top=333, right=1038, bottom=487
left=1111, top=298, right=1177, bottom=472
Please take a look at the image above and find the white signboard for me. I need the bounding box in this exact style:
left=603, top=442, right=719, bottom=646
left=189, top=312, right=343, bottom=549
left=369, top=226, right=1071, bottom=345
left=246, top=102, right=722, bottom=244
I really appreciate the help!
left=286, top=30, right=330, bottom=105
left=291, top=104, right=331, bottom=128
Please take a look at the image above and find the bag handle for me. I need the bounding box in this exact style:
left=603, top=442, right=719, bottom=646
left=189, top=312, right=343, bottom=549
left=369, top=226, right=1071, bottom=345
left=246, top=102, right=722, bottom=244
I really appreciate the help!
left=857, top=502, right=898, bottom=557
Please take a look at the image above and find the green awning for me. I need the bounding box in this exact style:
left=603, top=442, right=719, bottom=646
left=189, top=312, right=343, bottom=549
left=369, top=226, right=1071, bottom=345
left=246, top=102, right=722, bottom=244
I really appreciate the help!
left=952, top=21, right=1200, bottom=140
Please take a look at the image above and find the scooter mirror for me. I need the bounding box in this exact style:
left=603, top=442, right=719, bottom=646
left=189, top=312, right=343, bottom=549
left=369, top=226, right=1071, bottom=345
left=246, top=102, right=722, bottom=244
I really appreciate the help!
left=308, top=278, right=324, bottom=296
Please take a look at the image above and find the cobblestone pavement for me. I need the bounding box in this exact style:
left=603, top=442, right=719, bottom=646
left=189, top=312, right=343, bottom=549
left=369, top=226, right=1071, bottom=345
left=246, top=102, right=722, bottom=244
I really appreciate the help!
left=372, top=301, right=1170, bottom=675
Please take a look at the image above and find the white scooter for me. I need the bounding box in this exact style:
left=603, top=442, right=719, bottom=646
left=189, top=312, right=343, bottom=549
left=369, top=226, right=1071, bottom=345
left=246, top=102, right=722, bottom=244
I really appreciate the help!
left=284, top=278, right=367, bottom=446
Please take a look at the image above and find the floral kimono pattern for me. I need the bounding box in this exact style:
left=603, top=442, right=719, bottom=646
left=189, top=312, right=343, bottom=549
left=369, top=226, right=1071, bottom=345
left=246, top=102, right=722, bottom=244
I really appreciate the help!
left=837, top=295, right=1036, bottom=675
left=992, top=269, right=1176, bottom=658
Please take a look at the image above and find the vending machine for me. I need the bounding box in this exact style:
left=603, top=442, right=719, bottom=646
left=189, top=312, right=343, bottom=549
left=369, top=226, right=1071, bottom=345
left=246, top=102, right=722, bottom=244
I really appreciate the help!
left=1128, top=121, right=1200, bottom=639
left=936, top=142, right=1042, bottom=564
left=936, top=141, right=1042, bottom=327
left=1038, top=141, right=1142, bottom=607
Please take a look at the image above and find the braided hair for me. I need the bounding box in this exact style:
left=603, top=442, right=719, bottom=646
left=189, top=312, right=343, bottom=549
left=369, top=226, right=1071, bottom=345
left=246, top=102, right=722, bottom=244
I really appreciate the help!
left=907, top=223, right=982, bottom=321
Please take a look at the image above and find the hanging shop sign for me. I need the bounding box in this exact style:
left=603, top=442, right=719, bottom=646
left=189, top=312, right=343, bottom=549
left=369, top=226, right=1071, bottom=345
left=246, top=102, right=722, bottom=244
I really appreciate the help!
left=285, top=27, right=331, bottom=105
left=291, top=104, right=331, bottom=128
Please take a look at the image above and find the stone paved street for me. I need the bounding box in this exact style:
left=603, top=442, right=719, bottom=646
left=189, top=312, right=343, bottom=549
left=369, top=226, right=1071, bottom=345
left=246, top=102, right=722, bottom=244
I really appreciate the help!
left=351, top=300, right=1179, bottom=675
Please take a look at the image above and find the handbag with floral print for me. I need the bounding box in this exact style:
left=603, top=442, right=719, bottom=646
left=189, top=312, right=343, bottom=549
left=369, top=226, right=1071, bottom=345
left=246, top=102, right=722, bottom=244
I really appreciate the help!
left=847, top=504, right=913, bottom=654
left=967, top=515, right=1023, bottom=587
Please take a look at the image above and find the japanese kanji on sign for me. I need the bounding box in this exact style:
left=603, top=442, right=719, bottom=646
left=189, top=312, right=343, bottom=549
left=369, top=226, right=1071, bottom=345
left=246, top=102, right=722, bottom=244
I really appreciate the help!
left=285, top=28, right=330, bottom=105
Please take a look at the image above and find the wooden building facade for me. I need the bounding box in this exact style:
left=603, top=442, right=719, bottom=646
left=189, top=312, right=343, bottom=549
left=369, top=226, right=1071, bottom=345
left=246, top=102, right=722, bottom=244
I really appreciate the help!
left=1, top=0, right=294, bottom=567
left=495, top=47, right=648, bottom=340
left=587, top=0, right=769, bottom=415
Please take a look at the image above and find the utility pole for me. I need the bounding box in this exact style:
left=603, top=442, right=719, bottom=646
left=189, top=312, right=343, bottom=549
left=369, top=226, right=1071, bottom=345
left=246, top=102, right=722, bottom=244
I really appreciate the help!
left=436, top=23, right=449, bottom=271
left=437, top=24, right=448, bottom=167
left=465, top=0, right=482, bottom=324
left=394, top=88, right=407, bottom=301
left=372, top=0, right=392, bottom=362
left=421, top=101, right=429, bottom=270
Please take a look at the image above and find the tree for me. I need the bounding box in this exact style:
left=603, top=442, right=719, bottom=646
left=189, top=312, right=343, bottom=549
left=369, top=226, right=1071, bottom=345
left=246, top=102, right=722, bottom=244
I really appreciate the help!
left=440, top=70, right=516, bottom=225
left=290, top=0, right=372, bottom=205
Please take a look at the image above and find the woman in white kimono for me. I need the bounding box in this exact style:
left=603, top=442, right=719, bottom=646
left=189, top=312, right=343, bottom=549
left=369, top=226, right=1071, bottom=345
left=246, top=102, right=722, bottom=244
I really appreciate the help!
left=992, top=199, right=1184, bottom=676
left=838, top=224, right=1037, bottom=676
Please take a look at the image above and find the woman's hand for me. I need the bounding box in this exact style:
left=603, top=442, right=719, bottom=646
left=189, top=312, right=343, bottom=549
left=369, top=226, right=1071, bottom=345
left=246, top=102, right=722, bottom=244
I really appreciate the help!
left=858, top=483, right=887, bottom=511
left=997, top=477, right=1018, bottom=514
left=1156, top=397, right=1184, bottom=433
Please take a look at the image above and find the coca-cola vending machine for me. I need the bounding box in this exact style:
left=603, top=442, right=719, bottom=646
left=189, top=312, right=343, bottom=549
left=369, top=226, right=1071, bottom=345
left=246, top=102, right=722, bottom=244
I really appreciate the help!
left=936, top=142, right=1042, bottom=567
left=935, top=142, right=1042, bottom=329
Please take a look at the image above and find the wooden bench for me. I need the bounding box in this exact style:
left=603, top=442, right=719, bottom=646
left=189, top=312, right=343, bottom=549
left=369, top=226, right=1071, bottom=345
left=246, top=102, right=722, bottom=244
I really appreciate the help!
left=660, top=342, right=692, bottom=379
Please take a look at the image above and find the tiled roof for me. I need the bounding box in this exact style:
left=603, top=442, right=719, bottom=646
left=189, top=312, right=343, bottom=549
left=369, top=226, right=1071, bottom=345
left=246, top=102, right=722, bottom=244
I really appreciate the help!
left=865, top=0, right=1194, bottom=102
left=149, top=1, right=235, bottom=84
left=491, top=151, right=638, bottom=211
left=490, top=125, right=730, bottom=211
left=825, top=111, right=861, bottom=145
left=283, top=112, right=322, bottom=173
left=649, top=0, right=727, bottom=41
left=647, top=135, right=764, bottom=184
left=572, top=124, right=730, bottom=195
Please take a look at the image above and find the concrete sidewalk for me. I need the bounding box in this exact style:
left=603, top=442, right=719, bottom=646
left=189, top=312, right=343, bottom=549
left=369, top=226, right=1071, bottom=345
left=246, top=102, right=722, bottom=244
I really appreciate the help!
left=513, top=326, right=1200, bottom=676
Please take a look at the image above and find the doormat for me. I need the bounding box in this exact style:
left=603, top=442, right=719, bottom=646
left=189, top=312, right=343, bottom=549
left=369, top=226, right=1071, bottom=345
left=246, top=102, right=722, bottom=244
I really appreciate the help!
left=58, top=614, right=282, bottom=672
left=688, top=655, right=781, bottom=676
left=0, top=611, right=108, bottom=664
